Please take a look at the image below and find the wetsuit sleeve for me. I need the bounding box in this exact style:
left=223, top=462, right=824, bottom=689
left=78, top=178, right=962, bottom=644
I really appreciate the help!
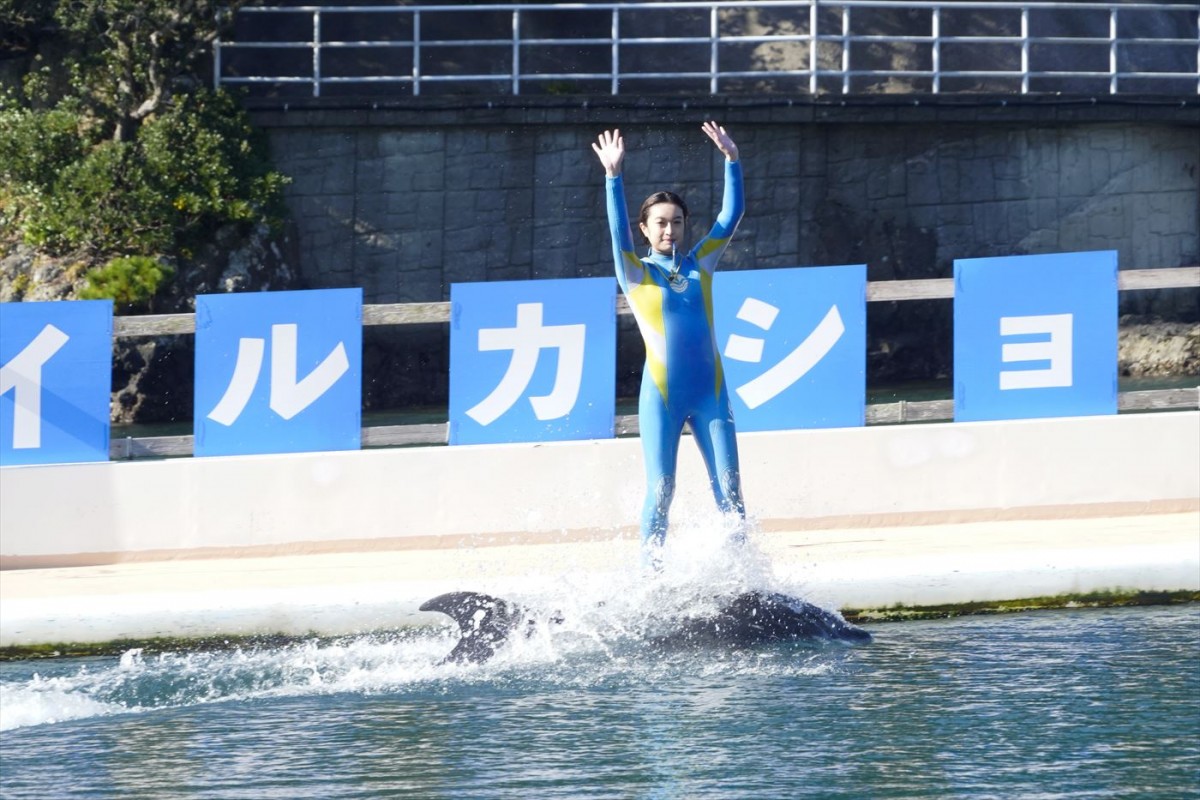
left=694, top=159, right=745, bottom=275
left=605, top=175, right=645, bottom=293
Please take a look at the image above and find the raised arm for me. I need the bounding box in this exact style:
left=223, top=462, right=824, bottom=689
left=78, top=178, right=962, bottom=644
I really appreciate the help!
left=697, top=122, right=744, bottom=260
left=592, top=128, right=625, bottom=178
left=702, top=120, right=738, bottom=163
left=594, top=129, right=642, bottom=291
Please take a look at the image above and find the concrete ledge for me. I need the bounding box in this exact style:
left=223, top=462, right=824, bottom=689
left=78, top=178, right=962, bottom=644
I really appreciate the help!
left=1, top=512, right=1196, bottom=649
left=2, top=412, right=1196, bottom=566
left=0, top=499, right=1194, bottom=570
left=246, top=93, right=1200, bottom=128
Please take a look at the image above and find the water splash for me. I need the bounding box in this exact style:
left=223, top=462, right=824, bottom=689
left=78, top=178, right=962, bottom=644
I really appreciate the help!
left=0, top=632, right=452, bottom=732
left=1, top=672, right=126, bottom=731
left=0, top=518, right=847, bottom=732
left=529, top=512, right=790, bottom=628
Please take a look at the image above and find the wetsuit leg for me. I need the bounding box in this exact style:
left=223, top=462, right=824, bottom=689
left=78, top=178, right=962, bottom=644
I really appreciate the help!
left=638, top=374, right=685, bottom=551
left=690, top=390, right=746, bottom=540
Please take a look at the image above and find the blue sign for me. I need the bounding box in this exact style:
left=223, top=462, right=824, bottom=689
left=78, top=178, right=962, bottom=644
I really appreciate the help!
left=715, top=265, right=867, bottom=431
left=449, top=278, right=616, bottom=445
left=954, top=251, right=1117, bottom=422
left=194, top=288, right=362, bottom=456
left=1, top=300, right=112, bottom=466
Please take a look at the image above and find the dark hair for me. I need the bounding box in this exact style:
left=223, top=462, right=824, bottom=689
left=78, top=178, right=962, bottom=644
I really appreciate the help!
left=637, top=191, right=689, bottom=244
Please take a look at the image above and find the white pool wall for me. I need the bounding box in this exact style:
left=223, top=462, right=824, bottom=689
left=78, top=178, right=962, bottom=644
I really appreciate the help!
left=2, top=411, right=1196, bottom=566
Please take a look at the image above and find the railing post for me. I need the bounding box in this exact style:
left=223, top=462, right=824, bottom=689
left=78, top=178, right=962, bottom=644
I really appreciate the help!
left=611, top=7, right=620, bottom=95
left=931, top=6, right=941, bottom=94
left=312, top=10, right=321, bottom=98
left=213, top=38, right=222, bottom=91
left=513, top=8, right=521, bottom=95
left=213, top=4, right=224, bottom=92
left=710, top=4, right=719, bottom=95
left=809, top=0, right=819, bottom=95
left=842, top=4, right=850, bottom=94
left=1109, top=7, right=1119, bottom=94
left=413, top=10, right=421, bottom=97
left=1020, top=5, right=1030, bottom=94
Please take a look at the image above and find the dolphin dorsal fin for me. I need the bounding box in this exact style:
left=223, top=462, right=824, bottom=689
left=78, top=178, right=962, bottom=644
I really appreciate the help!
left=419, top=591, right=526, bottom=664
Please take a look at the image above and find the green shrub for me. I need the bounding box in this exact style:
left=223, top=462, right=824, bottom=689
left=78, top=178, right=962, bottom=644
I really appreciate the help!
left=0, top=89, right=288, bottom=257
left=138, top=90, right=289, bottom=243
left=0, top=98, right=97, bottom=240
left=21, top=138, right=175, bottom=254
left=0, top=101, right=94, bottom=188
left=79, top=255, right=175, bottom=311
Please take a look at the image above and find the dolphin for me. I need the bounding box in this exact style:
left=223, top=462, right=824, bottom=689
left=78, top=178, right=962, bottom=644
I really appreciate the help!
left=419, top=589, right=870, bottom=665
left=418, top=591, right=533, bottom=665
left=648, top=590, right=873, bottom=650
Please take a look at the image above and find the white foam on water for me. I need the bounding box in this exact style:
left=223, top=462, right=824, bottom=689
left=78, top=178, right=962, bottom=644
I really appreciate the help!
left=0, top=634, right=455, bottom=731
left=507, top=511, right=794, bottom=624
left=1, top=517, right=852, bottom=731
left=0, top=675, right=127, bottom=732
left=435, top=514, right=855, bottom=681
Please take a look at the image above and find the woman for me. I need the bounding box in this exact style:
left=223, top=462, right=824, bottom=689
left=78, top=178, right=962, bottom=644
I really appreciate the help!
left=592, top=122, right=747, bottom=566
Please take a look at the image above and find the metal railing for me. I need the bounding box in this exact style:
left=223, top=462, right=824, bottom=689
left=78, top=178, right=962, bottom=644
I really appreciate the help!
left=213, top=1, right=1200, bottom=98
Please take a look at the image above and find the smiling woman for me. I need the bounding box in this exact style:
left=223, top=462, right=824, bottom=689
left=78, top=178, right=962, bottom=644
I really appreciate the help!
left=637, top=191, right=689, bottom=260
left=593, top=123, right=748, bottom=566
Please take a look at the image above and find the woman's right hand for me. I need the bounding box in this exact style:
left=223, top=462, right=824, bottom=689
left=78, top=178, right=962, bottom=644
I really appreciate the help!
left=592, top=129, right=625, bottom=178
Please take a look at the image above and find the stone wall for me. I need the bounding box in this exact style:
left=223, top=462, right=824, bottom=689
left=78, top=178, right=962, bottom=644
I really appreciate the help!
left=253, top=98, right=1200, bottom=402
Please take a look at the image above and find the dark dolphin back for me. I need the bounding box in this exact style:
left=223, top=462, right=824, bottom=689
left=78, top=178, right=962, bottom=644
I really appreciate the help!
left=419, top=591, right=527, bottom=664
left=661, top=591, right=872, bottom=648
left=742, top=592, right=873, bottom=644
left=421, top=589, right=870, bottom=663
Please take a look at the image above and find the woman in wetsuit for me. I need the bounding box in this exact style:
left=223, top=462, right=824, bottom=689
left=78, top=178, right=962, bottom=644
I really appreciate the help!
left=592, top=123, right=746, bottom=565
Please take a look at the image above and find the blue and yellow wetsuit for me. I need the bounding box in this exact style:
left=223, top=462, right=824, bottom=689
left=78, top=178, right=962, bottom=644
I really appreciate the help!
left=604, top=159, right=746, bottom=550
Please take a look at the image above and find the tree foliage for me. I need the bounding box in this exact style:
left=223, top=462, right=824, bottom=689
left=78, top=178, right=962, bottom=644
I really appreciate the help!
left=12, top=0, right=244, bottom=140
left=58, top=0, right=242, bottom=142
left=0, top=0, right=288, bottom=278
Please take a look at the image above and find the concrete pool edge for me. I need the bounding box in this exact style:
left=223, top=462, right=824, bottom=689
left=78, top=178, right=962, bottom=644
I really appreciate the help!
left=2, top=413, right=1196, bottom=655
left=2, top=511, right=1196, bottom=656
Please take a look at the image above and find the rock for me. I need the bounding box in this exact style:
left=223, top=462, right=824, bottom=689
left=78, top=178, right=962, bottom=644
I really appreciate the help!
left=110, top=336, right=195, bottom=425
left=1118, top=318, right=1200, bottom=378
left=164, top=223, right=300, bottom=312
left=0, top=243, right=89, bottom=302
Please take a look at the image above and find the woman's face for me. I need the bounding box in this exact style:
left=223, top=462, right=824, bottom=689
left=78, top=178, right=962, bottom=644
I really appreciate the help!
left=639, top=202, right=686, bottom=256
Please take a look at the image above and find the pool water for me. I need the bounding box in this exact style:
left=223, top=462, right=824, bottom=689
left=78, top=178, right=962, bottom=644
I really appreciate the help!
left=2, top=601, right=1197, bottom=799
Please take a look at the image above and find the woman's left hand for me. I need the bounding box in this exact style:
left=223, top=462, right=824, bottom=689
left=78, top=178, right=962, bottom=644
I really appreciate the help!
left=702, top=121, right=738, bottom=162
